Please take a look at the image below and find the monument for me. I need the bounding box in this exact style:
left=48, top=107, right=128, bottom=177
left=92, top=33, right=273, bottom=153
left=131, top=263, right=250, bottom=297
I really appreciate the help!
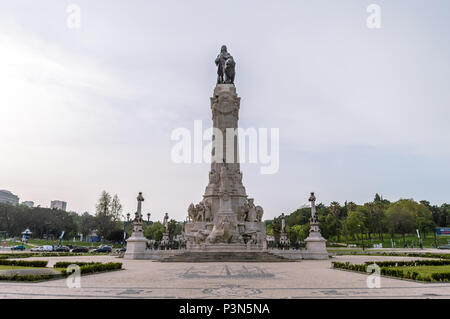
left=124, top=192, right=148, bottom=259
left=124, top=47, right=326, bottom=261
left=279, top=213, right=290, bottom=248
left=183, top=45, right=266, bottom=251
left=304, top=192, right=328, bottom=259
left=160, top=213, right=170, bottom=248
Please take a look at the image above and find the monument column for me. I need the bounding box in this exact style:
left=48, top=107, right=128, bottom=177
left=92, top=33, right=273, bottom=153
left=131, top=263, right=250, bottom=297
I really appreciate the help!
left=124, top=192, right=148, bottom=259
left=184, top=45, right=266, bottom=251
left=304, top=192, right=329, bottom=259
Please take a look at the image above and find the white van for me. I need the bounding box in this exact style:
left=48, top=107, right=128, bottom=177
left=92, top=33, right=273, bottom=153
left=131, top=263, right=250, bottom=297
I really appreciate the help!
left=42, top=245, right=53, bottom=251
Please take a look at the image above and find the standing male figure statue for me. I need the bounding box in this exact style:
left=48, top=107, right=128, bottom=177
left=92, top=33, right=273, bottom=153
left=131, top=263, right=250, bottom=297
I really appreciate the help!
left=215, top=45, right=235, bottom=84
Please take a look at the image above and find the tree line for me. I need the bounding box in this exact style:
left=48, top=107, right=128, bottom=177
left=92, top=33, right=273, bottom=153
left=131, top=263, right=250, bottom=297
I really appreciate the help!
left=266, top=194, right=449, bottom=246
left=0, top=190, right=184, bottom=243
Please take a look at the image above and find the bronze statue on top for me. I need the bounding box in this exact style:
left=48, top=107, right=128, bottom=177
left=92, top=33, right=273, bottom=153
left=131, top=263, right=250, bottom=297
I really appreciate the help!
left=215, top=45, right=235, bottom=84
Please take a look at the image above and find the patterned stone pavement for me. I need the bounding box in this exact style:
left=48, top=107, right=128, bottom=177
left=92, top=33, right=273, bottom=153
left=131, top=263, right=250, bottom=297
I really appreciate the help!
left=1, top=255, right=450, bottom=298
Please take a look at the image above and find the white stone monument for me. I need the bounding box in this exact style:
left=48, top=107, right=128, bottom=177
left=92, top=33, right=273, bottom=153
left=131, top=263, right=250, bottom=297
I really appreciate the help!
left=124, top=192, right=148, bottom=259
left=183, top=48, right=266, bottom=251
left=304, top=192, right=329, bottom=259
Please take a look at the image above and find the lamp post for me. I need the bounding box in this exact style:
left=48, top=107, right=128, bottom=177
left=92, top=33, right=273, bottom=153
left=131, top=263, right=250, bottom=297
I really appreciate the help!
left=358, top=224, right=364, bottom=251
left=122, top=213, right=132, bottom=246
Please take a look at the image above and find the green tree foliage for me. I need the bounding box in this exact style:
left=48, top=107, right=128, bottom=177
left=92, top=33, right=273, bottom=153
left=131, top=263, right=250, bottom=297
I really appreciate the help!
left=0, top=203, right=77, bottom=239
left=265, top=195, right=443, bottom=246
left=94, top=191, right=122, bottom=240
left=168, top=219, right=178, bottom=240
left=144, top=222, right=164, bottom=241
left=78, top=213, right=96, bottom=238
left=385, top=199, right=429, bottom=244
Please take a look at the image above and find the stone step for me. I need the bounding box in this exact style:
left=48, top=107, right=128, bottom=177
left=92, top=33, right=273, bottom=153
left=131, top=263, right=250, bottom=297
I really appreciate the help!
left=158, top=251, right=296, bottom=262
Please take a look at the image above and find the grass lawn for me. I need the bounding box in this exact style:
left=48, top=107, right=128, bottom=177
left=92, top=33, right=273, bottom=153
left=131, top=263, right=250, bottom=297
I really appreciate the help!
left=2, top=242, right=33, bottom=248
left=328, top=233, right=450, bottom=249
left=390, top=265, right=450, bottom=277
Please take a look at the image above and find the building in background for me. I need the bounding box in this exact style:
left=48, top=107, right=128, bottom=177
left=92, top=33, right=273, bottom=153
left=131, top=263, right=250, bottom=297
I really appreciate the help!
left=0, top=190, right=19, bottom=205
left=22, top=201, right=34, bottom=208
left=50, top=200, right=67, bottom=211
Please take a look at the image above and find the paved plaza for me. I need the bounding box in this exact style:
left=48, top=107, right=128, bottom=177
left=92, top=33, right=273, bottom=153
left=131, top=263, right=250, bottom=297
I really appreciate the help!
left=1, top=254, right=450, bottom=298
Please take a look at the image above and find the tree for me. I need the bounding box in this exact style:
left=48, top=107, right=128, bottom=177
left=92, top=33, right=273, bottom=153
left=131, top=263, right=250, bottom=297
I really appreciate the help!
left=78, top=213, right=96, bottom=238
left=288, top=224, right=309, bottom=243
left=385, top=199, right=417, bottom=245
left=144, top=222, right=164, bottom=241
left=322, top=213, right=341, bottom=241
left=168, top=219, right=177, bottom=240
left=94, top=191, right=121, bottom=240
left=106, top=229, right=125, bottom=242
left=344, top=211, right=366, bottom=242
left=330, top=202, right=341, bottom=218
left=110, top=195, right=123, bottom=222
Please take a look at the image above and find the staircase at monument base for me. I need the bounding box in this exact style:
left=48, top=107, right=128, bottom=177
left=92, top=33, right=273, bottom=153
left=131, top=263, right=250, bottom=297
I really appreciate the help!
left=158, top=251, right=296, bottom=262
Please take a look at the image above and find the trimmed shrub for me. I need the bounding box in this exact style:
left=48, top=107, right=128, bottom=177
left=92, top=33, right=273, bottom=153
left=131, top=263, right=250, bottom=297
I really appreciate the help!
left=365, top=260, right=450, bottom=267
left=0, top=274, right=58, bottom=281
left=53, top=261, right=101, bottom=268
left=0, top=252, right=101, bottom=260
left=332, top=262, right=367, bottom=272
left=0, top=259, right=48, bottom=267
left=431, top=272, right=450, bottom=282
left=60, top=262, right=122, bottom=276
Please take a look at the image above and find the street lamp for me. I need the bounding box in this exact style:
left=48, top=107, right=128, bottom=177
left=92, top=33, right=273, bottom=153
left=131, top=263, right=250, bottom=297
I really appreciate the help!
left=123, top=213, right=132, bottom=246
left=358, top=224, right=364, bottom=251
left=147, top=213, right=151, bottom=222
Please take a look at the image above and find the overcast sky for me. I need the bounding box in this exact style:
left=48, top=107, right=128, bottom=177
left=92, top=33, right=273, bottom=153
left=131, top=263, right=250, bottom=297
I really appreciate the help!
left=1, top=1, right=449, bottom=221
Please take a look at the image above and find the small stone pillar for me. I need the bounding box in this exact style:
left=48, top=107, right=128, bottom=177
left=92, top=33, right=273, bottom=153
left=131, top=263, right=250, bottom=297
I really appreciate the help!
left=279, top=213, right=290, bottom=249
left=160, top=213, right=170, bottom=249
left=304, top=192, right=328, bottom=259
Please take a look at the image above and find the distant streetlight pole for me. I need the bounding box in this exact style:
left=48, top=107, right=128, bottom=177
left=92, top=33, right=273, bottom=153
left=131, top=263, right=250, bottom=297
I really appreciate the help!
left=122, top=213, right=132, bottom=246
left=358, top=224, right=364, bottom=251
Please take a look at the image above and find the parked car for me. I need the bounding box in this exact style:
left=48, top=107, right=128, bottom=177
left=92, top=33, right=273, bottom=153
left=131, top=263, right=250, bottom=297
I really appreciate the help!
left=93, top=245, right=112, bottom=253
left=54, top=246, right=70, bottom=252
left=11, top=245, right=26, bottom=251
left=114, top=247, right=126, bottom=253
left=31, top=246, right=44, bottom=252
left=438, top=244, right=450, bottom=250
left=42, top=245, right=54, bottom=252
left=71, top=246, right=89, bottom=253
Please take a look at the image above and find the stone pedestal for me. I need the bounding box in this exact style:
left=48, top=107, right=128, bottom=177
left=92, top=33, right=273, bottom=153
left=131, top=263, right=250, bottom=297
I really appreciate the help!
left=305, top=232, right=328, bottom=260
left=160, top=232, right=170, bottom=248
left=280, top=233, right=289, bottom=246
left=124, top=228, right=148, bottom=259
left=124, top=193, right=149, bottom=260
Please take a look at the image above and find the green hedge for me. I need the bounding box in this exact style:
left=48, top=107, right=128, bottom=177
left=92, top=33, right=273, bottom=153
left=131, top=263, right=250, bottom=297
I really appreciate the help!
left=332, top=261, right=450, bottom=282
left=54, top=261, right=101, bottom=268
left=0, top=252, right=106, bottom=260
left=0, top=259, right=48, bottom=267
left=60, top=262, right=122, bottom=276
left=0, top=274, right=58, bottom=282
left=336, top=251, right=450, bottom=260
left=365, top=260, right=450, bottom=267
left=332, top=262, right=367, bottom=272
left=0, top=253, right=35, bottom=259
left=431, top=272, right=450, bottom=281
